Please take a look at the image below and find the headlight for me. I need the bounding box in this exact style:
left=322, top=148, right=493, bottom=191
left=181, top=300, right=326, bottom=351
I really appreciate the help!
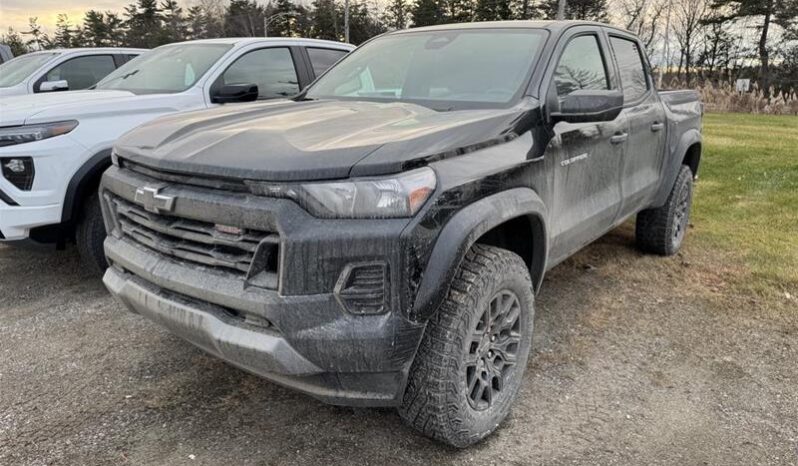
left=248, top=167, right=437, bottom=219
left=0, top=120, right=79, bottom=147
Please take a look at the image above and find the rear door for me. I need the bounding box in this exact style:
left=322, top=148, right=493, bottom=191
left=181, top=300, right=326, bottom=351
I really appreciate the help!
left=607, top=31, right=667, bottom=217
left=303, top=47, right=349, bottom=79
left=544, top=27, right=628, bottom=263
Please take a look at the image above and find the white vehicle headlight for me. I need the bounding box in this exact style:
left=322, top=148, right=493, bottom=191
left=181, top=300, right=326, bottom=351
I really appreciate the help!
left=0, top=121, right=78, bottom=147
left=249, top=167, right=437, bottom=219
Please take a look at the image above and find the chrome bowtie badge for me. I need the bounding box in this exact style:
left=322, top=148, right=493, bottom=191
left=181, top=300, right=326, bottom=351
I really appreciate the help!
left=134, top=186, right=175, bottom=214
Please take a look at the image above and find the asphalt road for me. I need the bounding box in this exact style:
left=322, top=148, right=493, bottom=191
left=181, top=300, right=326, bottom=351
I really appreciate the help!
left=1, top=226, right=797, bottom=465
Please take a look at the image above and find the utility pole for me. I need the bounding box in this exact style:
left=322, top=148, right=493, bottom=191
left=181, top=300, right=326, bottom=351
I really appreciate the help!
left=344, top=0, right=350, bottom=43
left=658, top=0, right=673, bottom=88
left=557, top=0, right=567, bottom=20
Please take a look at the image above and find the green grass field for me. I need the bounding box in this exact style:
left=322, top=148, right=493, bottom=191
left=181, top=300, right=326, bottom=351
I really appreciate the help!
left=693, top=113, right=798, bottom=295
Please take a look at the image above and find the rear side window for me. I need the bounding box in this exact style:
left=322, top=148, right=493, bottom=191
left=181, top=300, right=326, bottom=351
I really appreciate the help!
left=220, top=47, right=299, bottom=99
left=554, top=35, right=609, bottom=97
left=610, top=37, right=649, bottom=102
left=307, top=48, right=348, bottom=77
left=43, top=55, right=116, bottom=90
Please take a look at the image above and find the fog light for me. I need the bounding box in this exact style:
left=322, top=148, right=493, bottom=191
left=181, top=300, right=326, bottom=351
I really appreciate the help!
left=334, top=262, right=389, bottom=315
left=1, top=157, right=35, bottom=190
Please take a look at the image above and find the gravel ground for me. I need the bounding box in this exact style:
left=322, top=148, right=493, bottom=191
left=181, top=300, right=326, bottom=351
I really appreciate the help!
left=1, top=225, right=797, bottom=465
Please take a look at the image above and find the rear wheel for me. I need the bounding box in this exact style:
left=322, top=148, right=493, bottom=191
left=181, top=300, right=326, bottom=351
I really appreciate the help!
left=76, top=193, right=108, bottom=275
left=636, top=165, right=694, bottom=256
left=399, top=244, right=534, bottom=447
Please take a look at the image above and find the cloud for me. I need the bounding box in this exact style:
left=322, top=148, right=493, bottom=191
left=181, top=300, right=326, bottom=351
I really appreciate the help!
left=1, top=0, right=128, bottom=33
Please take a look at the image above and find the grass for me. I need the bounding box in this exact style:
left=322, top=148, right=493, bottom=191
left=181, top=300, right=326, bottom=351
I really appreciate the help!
left=691, top=113, right=798, bottom=296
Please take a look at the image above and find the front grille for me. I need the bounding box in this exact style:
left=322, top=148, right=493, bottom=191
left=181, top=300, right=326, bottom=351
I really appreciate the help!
left=108, top=194, right=278, bottom=279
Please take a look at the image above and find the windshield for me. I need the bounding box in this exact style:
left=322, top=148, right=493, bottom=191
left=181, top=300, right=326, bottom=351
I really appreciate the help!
left=0, top=52, right=59, bottom=88
left=96, top=43, right=232, bottom=94
left=305, top=28, right=547, bottom=109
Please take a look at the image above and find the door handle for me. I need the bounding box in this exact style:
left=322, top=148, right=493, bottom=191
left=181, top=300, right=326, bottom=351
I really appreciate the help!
left=651, top=122, right=665, bottom=132
left=610, top=132, right=628, bottom=145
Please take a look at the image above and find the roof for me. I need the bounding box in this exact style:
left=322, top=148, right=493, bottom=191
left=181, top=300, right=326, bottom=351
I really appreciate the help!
left=167, top=37, right=355, bottom=49
left=391, top=20, right=632, bottom=35
left=27, top=47, right=148, bottom=54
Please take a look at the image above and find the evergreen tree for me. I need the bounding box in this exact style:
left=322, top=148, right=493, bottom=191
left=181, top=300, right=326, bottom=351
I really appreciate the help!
left=411, top=0, right=445, bottom=27
left=82, top=10, right=112, bottom=46
left=708, top=0, right=798, bottom=97
left=384, top=0, right=411, bottom=29
left=474, top=0, right=512, bottom=21
left=347, top=1, right=387, bottom=44
left=268, top=0, right=301, bottom=37
left=124, top=0, right=165, bottom=48
left=225, top=0, right=265, bottom=37
left=21, top=17, right=52, bottom=50
left=542, top=0, right=608, bottom=21
left=1, top=28, right=29, bottom=56
left=53, top=14, right=79, bottom=48
left=312, top=0, right=340, bottom=40
left=161, top=0, right=188, bottom=42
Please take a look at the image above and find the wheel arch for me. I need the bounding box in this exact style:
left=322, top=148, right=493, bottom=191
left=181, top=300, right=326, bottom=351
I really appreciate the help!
left=410, top=188, right=548, bottom=322
left=652, top=129, right=701, bottom=208
left=61, top=148, right=113, bottom=225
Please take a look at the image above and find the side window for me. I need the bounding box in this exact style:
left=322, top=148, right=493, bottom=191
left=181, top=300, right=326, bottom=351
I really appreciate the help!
left=42, top=55, right=116, bottom=90
left=307, top=48, right=348, bottom=77
left=220, top=47, right=299, bottom=99
left=610, top=37, right=649, bottom=101
left=554, top=35, right=609, bottom=97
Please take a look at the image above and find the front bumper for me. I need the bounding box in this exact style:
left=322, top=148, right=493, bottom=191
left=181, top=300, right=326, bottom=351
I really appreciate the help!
left=0, top=201, right=62, bottom=240
left=101, top=165, right=427, bottom=406
left=0, top=134, right=91, bottom=240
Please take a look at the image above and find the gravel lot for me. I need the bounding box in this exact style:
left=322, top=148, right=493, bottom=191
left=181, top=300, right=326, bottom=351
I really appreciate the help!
left=1, top=225, right=796, bottom=465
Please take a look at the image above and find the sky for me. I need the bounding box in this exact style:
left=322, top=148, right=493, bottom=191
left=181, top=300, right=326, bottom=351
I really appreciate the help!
left=1, top=0, right=134, bottom=34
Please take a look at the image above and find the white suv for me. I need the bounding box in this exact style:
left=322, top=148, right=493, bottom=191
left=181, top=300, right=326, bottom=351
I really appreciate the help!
left=0, top=48, right=146, bottom=96
left=0, top=38, right=353, bottom=271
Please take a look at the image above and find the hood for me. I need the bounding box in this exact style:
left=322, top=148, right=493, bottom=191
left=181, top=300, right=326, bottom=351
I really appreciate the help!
left=0, top=90, right=188, bottom=127
left=115, top=99, right=535, bottom=182
left=0, top=85, right=27, bottom=100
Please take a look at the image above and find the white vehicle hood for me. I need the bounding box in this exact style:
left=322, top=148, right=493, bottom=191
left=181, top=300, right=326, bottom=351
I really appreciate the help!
left=0, top=85, right=27, bottom=99
left=0, top=90, right=191, bottom=126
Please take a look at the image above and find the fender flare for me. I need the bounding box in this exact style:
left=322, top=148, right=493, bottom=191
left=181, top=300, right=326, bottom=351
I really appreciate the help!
left=61, top=149, right=113, bottom=224
left=653, top=129, right=701, bottom=207
left=411, top=188, right=548, bottom=322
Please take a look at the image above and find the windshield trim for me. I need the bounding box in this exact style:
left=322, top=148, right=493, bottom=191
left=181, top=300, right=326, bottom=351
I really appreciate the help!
left=299, top=27, right=550, bottom=111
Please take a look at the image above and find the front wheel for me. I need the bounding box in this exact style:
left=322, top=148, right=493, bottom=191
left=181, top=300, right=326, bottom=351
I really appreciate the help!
left=76, top=193, right=109, bottom=275
left=399, top=244, right=535, bottom=447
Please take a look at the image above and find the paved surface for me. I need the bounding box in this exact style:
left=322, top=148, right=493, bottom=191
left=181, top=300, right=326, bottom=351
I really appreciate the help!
left=1, top=226, right=797, bottom=465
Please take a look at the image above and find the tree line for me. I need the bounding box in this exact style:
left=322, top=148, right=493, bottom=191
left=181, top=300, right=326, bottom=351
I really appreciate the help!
left=2, top=0, right=797, bottom=96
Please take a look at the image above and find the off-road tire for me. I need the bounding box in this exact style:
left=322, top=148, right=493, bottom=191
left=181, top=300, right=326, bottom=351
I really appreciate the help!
left=636, top=165, right=694, bottom=256
left=399, top=244, right=535, bottom=448
left=76, top=193, right=108, bottom=275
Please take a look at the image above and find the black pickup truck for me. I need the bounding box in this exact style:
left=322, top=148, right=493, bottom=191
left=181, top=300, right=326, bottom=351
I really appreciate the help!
left=100, top=21, right=702, bottom=447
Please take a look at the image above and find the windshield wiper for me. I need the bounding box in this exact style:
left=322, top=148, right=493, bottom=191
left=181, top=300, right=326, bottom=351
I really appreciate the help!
left=98, top=69, right=140, bottom=88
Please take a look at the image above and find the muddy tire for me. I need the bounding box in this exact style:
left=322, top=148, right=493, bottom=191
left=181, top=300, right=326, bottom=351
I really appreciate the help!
left=76, top=193, right=108, bottom=275
left=636, top=165, right=694, bottom=256
left=399, top=244, right=534, bottom=447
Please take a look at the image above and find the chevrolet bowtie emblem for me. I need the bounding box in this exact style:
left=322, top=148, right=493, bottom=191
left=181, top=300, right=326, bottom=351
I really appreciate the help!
left=134, top=186, right=175, bottom=214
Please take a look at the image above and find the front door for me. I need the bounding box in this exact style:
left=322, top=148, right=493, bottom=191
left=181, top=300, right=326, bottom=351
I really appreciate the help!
left=546, top=30, right=627, bottom=263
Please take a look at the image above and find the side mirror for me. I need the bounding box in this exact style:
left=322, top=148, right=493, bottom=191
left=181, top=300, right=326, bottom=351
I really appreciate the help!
left=550, top=90, right=624, bottom=124
left=211, top=83, right=259, bottom=104
left=39, top=80, right=69, bottom=92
